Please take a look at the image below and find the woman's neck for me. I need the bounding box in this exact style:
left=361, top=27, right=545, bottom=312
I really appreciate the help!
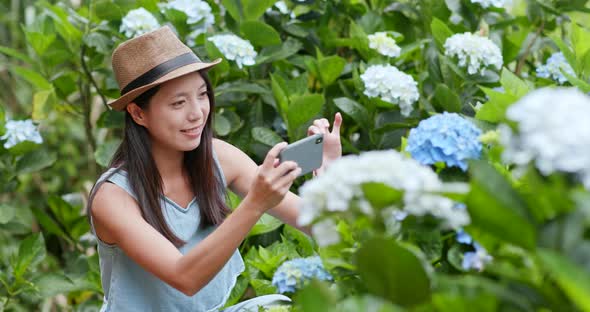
left=150, top=143, right=185, bottom=181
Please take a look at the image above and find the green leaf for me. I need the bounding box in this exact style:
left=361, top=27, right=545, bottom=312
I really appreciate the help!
left=94, top=0, right=123, bottom=21
left=433, top=84, right=462, bottom=113
left=16, top=149, right=56, bottom=175
left=283, top=224, right=315, bottom=257
left=538, top=249, right=590, bottom=311
left=14, top=233, right=46, bottom=278
left=31, top=207, right=70, bottom=240
left=562, top=70, right=590, bottom=93
left=570, top=23, right=590, bottom=71
left=214, top=113, right=231, bottom=136
left=333, top=97, right=370, bottom=130
left=97, top=110, right=125, bottom=129
left=32, top=89, right=54, bottom=121
left=243, top=0, right=275, bottom=21
left=221, top=0, right=243, bottom=22
left=249, top=214, right=283, bottom=236
left=356, top=238, right=431, bottom=306
left=251, top=127, right=283, bottom=146
left=224, top=275, right=249, bottom=307
left=337, top=295, right=403, bottom=312
left=475, top=87, right=518, bottom=123
left=499, top=68, right=530, bottom=98
left=361, top=182, right=403, bottom=210
left=84, top=32, right=111, bottom=54
left=270, top=73, right=289, bottom=121
left=466, top=160, right=536, bottom=250
left=47, top=195, right=77, bottom=225
left=251, top=279, right=278, bottom=296
left=0, top=204, right=16, bottom=224
left=295, top=280, right=337, bottom=312
left=12, top=66, right=52, bottom=90
left=318, top=55, right=346, bottom=87
left=0, top=104, right=5, bottom=136
left=287, top=94, right=324, bottom=138
left=215, top=81, right=271, bottom=96
left=240, top=21, right=281, bottom=47
left=24, top=30, right=56, bottom=56
left=94, top=139, right=121, bottom=167
left=33, top=273, right=76, bottom=298
left=256, top=37, right=302, bottom=64
left=431, top=18, right=454, bottom=50
left=204, top=39, right=230, bottom=77
left=0, top=45, right=34, bottom=63
left=43, top=3, right=83, bottom=47
left=550, top=35, right=576, bottom=73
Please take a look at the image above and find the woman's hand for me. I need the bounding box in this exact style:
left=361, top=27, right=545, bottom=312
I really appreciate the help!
left=244, top=142, right=301, bottom=216
left=308, top=112, right=343, bottom=176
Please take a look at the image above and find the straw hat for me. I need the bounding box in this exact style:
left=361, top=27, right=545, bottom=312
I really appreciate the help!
left=109, top=26, right=221, bottom=111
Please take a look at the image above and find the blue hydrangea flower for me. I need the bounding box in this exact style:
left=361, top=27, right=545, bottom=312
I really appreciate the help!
left=271, top=256, right=332, bottom=294
left=462, top=242, right=492, bottom=271
left=456, top=228, right=473, bottom=244
left=406, top=112, right=482, bottom=171
left=536, top=52, right=576, bottom=84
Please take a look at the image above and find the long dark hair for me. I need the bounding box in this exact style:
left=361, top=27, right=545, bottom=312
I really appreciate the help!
left=88, top=71, right=230, bottom=247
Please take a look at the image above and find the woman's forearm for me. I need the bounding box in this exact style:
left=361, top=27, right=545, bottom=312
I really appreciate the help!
left=174, top=197, right=261, bottom=295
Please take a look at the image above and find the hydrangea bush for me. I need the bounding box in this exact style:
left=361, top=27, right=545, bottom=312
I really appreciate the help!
left=2, top=0, right=590, bottom=311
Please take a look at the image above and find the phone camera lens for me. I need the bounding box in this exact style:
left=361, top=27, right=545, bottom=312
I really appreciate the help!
left=316, top=137, right=323, bottom=144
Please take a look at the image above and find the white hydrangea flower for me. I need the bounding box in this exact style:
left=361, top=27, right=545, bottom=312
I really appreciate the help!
left=120, top=8, right=160, bottom=38
left=444, top=32, right=503, bottom=75
left=1, top=119, right=43, bottom=149
left=208, top=34, right=257, bottom=69
left=297, top=150, right=470, bottom=237
left=311, top=219, right=340, bottom=247
left=536, top=52, right=576, bottom=84
left=274, top=1, right=289, bottom=14
left=368, top=32, right=401, bottom=58
left=159, top=0, right=215, bottom=46
left=471, top=0, right=508, bottom=8
left=360, top=65, right=419, bottom=116
left=500, top=87, right=590, bottom=189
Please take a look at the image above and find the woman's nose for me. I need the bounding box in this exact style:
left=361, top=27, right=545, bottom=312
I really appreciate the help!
left=187, top=102, right=203, bottom=121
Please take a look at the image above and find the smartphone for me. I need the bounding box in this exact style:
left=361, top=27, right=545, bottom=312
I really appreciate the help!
left=279, top=134, right=324, bottom=176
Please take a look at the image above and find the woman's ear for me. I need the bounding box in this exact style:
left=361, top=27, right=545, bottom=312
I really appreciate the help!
left=127, top=103, right=148, bottom=127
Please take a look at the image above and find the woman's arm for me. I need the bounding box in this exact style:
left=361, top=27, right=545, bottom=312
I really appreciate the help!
left=214, top=113, right=342, bottom=235
left=91, top=143, right=300, bottom=296
left=213, top=139, right=310, bottom=234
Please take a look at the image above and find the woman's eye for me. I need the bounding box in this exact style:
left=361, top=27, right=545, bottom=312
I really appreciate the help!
left=172, top=100, right=185, bottom=106
left=198, top=91, right=208, bottom=98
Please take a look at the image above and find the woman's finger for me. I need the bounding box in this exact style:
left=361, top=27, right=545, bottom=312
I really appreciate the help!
left=308, top=125, right=321, bottom=136
left=331, top=112, right=343, bottom=134
left=312, top=120, right=327, bottom=133
left=321, top=118, right=330, bottom=129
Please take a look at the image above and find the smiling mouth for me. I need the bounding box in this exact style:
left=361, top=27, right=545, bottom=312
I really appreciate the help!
left=181, top=126, right=202, bottom=134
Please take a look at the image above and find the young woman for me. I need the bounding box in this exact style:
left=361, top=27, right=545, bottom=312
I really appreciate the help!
left=87, top=26, right=342, bottom=311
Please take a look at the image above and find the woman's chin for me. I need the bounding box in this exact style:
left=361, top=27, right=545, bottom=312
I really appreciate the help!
left=182, top=137, right=202, bottom=151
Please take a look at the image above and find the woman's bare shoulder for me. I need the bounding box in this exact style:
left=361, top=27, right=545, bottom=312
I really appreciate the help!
left=91, top=181, right=143, bottom=244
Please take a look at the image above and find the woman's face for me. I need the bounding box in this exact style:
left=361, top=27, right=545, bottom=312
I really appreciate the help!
left=133, top=72, right=210, bottom=152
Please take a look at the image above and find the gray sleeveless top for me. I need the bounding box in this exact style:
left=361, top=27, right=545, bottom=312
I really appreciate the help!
left=90, top=152, right=244, bottom=312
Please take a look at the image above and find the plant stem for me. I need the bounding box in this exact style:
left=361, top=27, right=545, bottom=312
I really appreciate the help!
left=515, top=21, right=545, bottom=77
left=80, top=45, right=109, bottom=111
